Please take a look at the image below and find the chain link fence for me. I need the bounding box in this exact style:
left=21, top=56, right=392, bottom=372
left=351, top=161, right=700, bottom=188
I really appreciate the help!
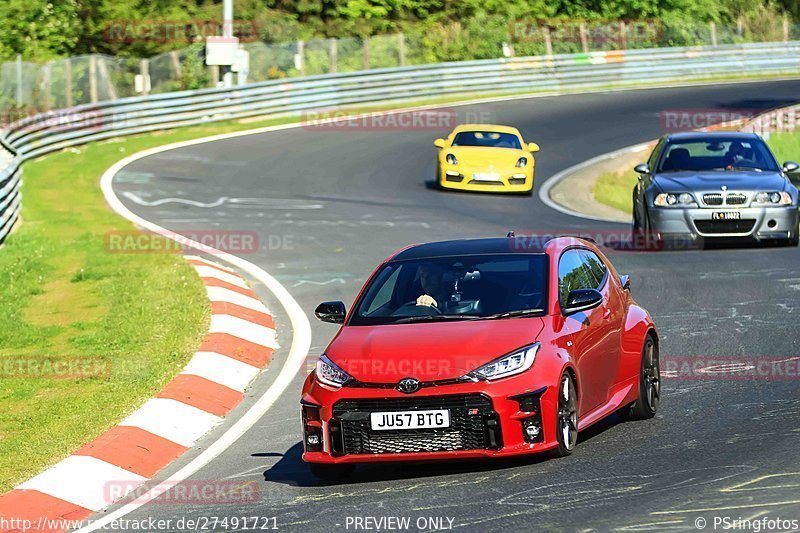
left=1, top=21, right=799, bottom=123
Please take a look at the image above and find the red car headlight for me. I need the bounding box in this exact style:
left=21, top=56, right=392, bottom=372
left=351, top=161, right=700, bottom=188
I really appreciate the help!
left=469, top=343, right=540, bottom=381
left=315, top=354, right=353, bottom=388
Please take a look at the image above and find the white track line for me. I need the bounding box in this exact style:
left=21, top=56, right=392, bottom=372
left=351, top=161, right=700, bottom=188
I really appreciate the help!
left=120, top=399, right=222, bottom=448
left=19, top=456, right=146, bottom=512
left=181, top=352, right=261, bottom=393
left=538, top=141, right=652, bottom=223
left=83, top=131, right=313, bottom=533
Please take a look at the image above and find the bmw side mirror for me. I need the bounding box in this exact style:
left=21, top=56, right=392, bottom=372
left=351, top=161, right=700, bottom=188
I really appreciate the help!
left=434, top=138, right=446, bottom=149
left=782, top=161, right=799, bottom=174
left=527, top=142, right=540, bottom=153
left=634, top=163, right=650, bottom=175
left=315, top=301, right=346, bottom=324
left=562, top=289, right=603, bottom=316
left=619, top=275, right=631, bottom=291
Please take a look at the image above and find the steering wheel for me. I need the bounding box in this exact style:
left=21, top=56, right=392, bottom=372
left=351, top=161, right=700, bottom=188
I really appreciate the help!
left=391, top=300, right=442, bottom=316
left=730, top=158, right=758, bottom=168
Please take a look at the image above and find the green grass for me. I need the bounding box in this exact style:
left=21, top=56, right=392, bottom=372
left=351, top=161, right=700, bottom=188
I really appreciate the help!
left=592, top=131, right=800, bottom=214
left=593, top=168, right=639, bottom=214
left=768, top=130, right=800, bottom=165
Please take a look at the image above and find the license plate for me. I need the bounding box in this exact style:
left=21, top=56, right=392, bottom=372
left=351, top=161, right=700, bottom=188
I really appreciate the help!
left=370, top=409, right=450, bottom=431
left=472, top=172, right=500, bottom=182
left=712, top=211, right=741, bottom=220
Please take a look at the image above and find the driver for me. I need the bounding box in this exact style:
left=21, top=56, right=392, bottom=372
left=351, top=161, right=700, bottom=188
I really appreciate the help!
left=725, top=141, right=746, bottom=166
left=416, top=263, right=450, bottom=309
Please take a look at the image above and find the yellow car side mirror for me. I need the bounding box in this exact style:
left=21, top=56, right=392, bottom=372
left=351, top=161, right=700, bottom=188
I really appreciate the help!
left=434, top=138, right=446, bottom=149
left=527, top=142, right=540, bottom=153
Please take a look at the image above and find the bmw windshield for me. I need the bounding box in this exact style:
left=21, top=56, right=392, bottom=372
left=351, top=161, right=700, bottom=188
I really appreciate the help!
left=350, top=254, right=548, bottom=325
left=657, top=137, right=781, bottom=173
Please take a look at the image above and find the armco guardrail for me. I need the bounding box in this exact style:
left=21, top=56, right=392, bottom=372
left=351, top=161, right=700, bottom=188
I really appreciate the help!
left=0, top=139, right=21, bottom=244
left=0, top=41, right=798, bottom=244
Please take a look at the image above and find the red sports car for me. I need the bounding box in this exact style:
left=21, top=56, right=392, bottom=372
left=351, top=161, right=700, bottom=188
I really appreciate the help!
left=301, top=236, right=660, bottom=479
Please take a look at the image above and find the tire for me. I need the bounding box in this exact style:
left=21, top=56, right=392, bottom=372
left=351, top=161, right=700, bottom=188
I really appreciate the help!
left=633, top=206, right=661, bottom=250
left=618, top=335, right=660, bottom=421
left=632, top=193, right=642, bottom=232
left=551, top=372, right=579, bottom=457
left=309, top=462, right=355, bottom=481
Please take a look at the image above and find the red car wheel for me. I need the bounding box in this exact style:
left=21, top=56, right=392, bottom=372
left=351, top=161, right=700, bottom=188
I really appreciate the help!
left=553, top=373, right=578, bottom=457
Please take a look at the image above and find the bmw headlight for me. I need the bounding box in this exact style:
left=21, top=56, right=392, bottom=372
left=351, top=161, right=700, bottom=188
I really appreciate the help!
left=654, top=192, right=695, bottom=207
left=753, top=191, right=793, bottom=206
left=469, top=343, right=540, bottom=381
left=515, top=157, right=527, bottom=168
left=446, top=153, right=458, bottom=165
left=315, top=354, right=353, bottom=388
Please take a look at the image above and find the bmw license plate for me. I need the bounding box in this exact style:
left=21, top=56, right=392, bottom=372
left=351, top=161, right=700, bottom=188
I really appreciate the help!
left=472, top=172, right=500, bottom=182
left=370, top=410, right=450, bottom=431
left=712, top=212, right=741, bottom=220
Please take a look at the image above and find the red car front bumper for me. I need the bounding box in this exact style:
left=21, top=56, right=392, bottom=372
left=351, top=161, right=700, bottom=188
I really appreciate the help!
left=300, top=371, right=564, bottom=464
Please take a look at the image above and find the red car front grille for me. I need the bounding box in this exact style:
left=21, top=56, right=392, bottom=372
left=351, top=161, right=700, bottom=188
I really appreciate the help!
left=330, top=394, right=501, bottom=455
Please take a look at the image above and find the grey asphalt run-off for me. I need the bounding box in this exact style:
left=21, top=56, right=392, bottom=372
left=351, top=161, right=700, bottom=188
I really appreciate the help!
left=103, top=80, right=800, bottom=532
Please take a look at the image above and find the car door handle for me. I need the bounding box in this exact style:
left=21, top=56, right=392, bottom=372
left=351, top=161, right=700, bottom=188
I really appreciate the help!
left=602, top=308, right=612, bottom=319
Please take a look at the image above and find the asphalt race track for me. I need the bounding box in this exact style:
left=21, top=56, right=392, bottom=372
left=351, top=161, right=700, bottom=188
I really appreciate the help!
left=107, top=80, right=800, bottom=532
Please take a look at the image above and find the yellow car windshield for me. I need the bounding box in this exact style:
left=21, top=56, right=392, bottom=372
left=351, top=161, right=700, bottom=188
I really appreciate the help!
left=452, top=131, right=521, bottom=149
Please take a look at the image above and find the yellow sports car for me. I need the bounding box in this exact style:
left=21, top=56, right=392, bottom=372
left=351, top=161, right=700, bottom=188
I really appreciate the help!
left=434, top=124, right=540, bottom=194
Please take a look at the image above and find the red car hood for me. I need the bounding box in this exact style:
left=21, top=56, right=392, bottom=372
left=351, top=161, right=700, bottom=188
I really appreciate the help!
left=327, top=318, right=544, bottom=383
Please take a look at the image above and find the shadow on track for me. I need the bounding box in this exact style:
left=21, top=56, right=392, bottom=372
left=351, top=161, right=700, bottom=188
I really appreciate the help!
left=260, top=415, right=625, bottom=487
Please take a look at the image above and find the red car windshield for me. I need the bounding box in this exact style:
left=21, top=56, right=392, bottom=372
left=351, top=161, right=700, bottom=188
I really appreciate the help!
left=350, top=254, right=548, bottom=325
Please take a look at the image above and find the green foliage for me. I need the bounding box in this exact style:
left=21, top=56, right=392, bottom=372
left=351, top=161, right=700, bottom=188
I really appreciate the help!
left=0, top=0, right=794, bottom=63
